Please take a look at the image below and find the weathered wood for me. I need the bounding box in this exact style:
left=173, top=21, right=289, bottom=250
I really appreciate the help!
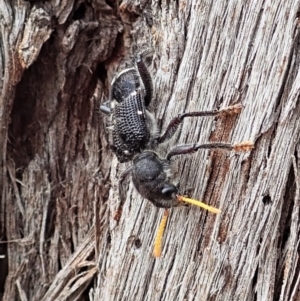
left=1, top=0, right=300, bottom=300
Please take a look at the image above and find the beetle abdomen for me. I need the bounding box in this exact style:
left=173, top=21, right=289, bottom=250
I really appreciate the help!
left=112, top=90, right=150, bottom=162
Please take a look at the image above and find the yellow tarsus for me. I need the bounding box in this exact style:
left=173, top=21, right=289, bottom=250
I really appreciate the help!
left=177, top=195, right=221, bottom=214
left=233, top=141, right=254, bottom=152
left=153, top=209, right=169, bottom=258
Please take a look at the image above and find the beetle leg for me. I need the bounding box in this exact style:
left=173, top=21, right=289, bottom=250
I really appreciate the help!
left=158, top=103, right=242, bottom=144
left=135, top=53, right=153, bottom=106
left=166, top=141, right=253, bottom=160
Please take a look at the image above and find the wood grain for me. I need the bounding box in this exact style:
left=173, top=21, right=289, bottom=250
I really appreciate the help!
left=1, top=0, right=300, bottom=300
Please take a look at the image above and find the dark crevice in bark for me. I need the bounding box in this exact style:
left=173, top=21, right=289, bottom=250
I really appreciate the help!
left=274, top=163, right=296, bottom=301
left=262, top=194, right=271, bottom=205
left=104, top=31, right=127, bottom=71
left=290, top=243, right=300, bottom=301
left=106, top=231, right=111, bottom=245
left=45, top=199, right=56, bottom=240
left=8, top=65, right=39, bottom=169
left=273, top=33, right=296, bottom=112
left=96, top=62, right=108, bottom=88
left=183, top=5, right=191, bottom=42
left=103, top=0, right=115, bottom=10
left=267, top=137, right=273, bottom=158
left=135, top=237, right=142, bottom=248
left=72, top=2, right=87, bottom=20
left=262, top=129, right=276, bottom=168
left=0, top=240, right=8, bottom=299
left=8, top=33, right=59, bottom=171
left=253, top=267, right=258, bottom=301
left=251, top=237, right=262, bottom=301
left=82, top=283, right=93, bottom=301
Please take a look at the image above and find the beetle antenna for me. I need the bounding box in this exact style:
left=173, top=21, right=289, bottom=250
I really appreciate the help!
left=176, top=195, right=221, bottom=214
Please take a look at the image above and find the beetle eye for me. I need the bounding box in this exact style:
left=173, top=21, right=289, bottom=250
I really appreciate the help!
left=161, top=184, right=178, bottom=197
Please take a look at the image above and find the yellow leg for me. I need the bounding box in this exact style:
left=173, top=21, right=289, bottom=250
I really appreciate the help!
left=153, top=209, right=169, bottom=258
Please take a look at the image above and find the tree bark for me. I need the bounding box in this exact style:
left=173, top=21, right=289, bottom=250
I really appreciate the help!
left=1, top=0, right=300, bottom=300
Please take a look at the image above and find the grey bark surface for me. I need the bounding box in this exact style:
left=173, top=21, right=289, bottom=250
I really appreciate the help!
left=1, top=0, right=300, bottom=301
